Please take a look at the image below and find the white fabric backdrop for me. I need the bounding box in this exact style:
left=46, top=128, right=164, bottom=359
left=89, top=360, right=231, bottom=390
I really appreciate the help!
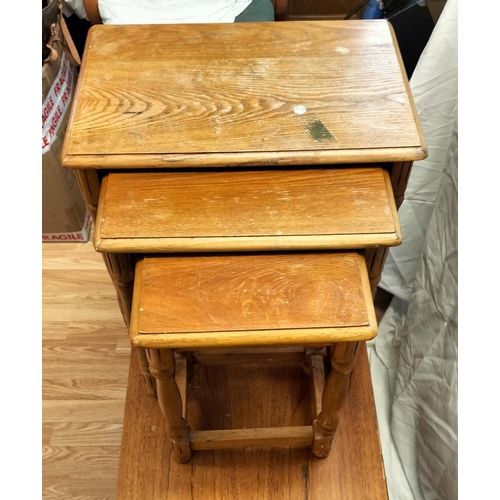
left=62, top=0, right=252, bottom=23
left=368, top=1, right=458, bottom=499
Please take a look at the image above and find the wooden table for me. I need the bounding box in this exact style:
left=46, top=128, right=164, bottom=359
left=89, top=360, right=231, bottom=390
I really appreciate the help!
left=62, top=19, right=425, bottom=319
left=117, top=342, right=389, bottom=500
left=61, top=19, right=426, bottom=498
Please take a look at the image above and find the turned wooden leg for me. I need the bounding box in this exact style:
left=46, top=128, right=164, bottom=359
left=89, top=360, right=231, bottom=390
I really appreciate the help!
left=364, top=246, right=390, bottom=297
left=390, top=161, right=413, bottom=209
left=136, top=348, right=157, bottom=398
left=102, top=252, right=157, bottom=396
left=147, top=348, right=192, bottom=463
left=312, top=342, right=360, bottom=458
left=302, top=347, right=326, bottom=375
left=101, top=253, right=135, bottom=326
left=75, top=169, right=100, bottom=221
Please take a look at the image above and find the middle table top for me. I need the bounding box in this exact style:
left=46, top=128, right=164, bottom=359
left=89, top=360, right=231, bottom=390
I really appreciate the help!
left=94, top=167, right=401, bottom=253
left=62, top=20, right=426, bottom=169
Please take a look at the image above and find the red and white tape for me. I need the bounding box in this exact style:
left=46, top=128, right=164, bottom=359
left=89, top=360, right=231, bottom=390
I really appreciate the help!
left=42, top=53, right=75, bottom=154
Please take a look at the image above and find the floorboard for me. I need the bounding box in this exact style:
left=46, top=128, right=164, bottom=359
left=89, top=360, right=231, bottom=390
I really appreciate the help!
left=42, top=238, right=392, bottom=499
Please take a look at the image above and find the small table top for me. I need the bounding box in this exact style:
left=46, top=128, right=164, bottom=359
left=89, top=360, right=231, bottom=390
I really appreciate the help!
left=62, top=20, right=426, bottom=169
left=130, top=252, right=377, bottom=349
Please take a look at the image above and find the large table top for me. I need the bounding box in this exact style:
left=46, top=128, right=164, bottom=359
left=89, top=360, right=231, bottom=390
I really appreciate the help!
left=62, top=20, right=426, bottom=169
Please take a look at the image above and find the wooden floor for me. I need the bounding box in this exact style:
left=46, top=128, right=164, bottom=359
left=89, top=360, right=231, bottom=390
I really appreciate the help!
left=42, top=237, right=393, bottom=500
left=42, top=238, right=131, bottom=500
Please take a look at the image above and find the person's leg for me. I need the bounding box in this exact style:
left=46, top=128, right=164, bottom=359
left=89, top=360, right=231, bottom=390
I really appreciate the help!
left=235, top=0, right=275, bottom=22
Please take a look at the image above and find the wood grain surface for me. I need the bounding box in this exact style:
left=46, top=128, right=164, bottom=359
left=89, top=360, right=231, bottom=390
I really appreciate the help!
left=42, top=239, right=130, bottom=500
left=95, top=168, right=402, bottom=253
left=42, top=238, right=392, bottom=499
left=62, top=20, right=426, bottom=168
left=117, top=343, right=388, bottom=499
left=131, top=253, right=376, bottom=349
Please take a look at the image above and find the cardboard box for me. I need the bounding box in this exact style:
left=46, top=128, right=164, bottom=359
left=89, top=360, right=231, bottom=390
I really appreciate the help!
left=42, top=51, right=91, bottom=242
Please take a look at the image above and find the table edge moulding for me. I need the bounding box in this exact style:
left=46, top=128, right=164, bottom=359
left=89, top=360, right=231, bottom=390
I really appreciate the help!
left=58, top=17, right=427, bottom=496
left=61, top=20, right=426, bottom=170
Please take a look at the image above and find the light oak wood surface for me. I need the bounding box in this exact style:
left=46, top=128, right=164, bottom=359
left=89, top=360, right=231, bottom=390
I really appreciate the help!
left=42, top=240, right=129, bottom=500
left=42, top=239, right=393, bottom=499
left=117, top=343, right=388, bottom=499
left=95, top=167, right=402, bottom=253
left=131, top=252, right=377, bottom=349
left=62, top=20, right=426, bottom=169
left=190, top=426, right=314, bottom=450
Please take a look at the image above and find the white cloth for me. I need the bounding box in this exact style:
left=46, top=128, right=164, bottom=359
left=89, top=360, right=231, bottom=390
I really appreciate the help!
left=368, top=1, right=458, bottom=499
left=378, top=0, right=458, bottom=303
left=62, top=0, right=253, bottom=24
left=389, top=120, right=457, bottom=500
left=62, top=0, right=90, bottom=19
